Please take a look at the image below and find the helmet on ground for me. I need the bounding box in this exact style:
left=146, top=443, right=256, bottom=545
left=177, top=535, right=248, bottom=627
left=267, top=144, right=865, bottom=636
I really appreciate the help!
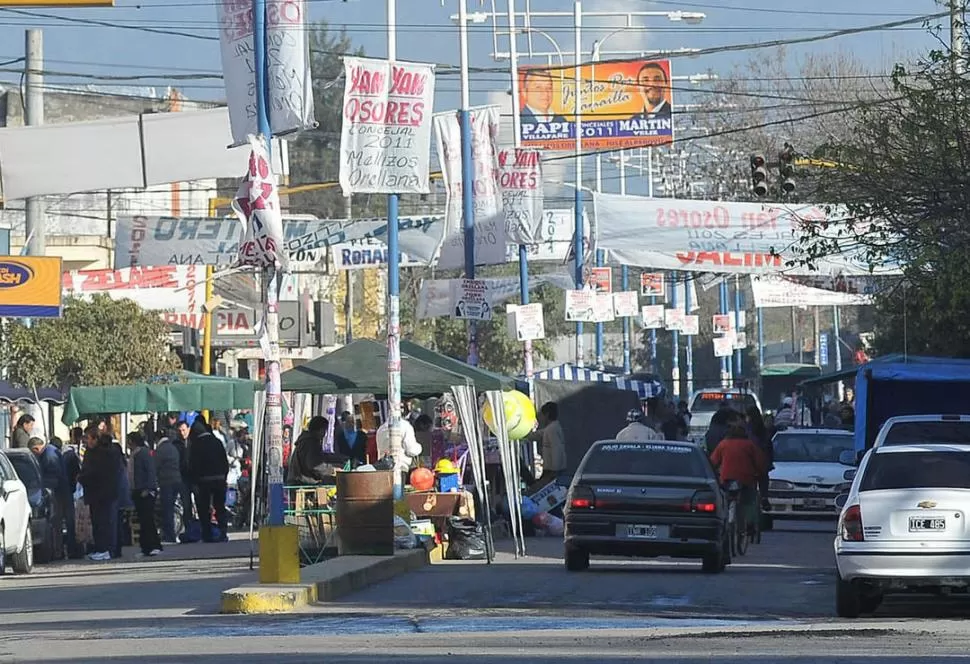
left=626, top=408, right=643, bottom=423
left=435, top=458, right=459, bottom=475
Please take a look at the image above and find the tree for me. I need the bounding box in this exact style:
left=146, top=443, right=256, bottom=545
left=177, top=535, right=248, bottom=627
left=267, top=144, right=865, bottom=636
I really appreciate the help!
left=799, top=24, right=970, bottom=357
left=3, top=295, right=182, bottom=389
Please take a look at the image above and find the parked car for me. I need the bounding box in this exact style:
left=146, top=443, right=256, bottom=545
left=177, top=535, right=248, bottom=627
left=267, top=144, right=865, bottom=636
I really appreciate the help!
left=834, top=443, right=970, bottom=618
left=6, top=449, right=62, bottom=563
left=767, top=429, right=855, bottom=519
left=0, top=449, right=33, bottom=574
left=564, top=440, right=730, bottom=573
left=873, top=414, right=970, bottom=448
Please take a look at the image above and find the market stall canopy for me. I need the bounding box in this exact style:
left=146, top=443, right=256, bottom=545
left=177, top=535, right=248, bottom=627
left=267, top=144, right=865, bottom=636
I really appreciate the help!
left=62, top=371, right=258, bottom=425
left=0, top=382, right=66, bottom=404
left=399, top=340, right=513, bottom=392
left=280, top=339, right=475, bottom=397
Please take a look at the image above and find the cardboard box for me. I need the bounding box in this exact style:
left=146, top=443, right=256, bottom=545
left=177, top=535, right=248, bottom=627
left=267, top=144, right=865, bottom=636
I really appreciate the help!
left=529, top=482, right=567, bottom=513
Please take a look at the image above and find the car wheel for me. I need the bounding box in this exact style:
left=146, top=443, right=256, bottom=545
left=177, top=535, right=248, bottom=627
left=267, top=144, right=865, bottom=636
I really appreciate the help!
left=835, top=574, right=862, bottom=618
left=860, top=590, right=883, bottom=614
left=11, top=525, right=33, bottom=575
left=0, top=526, right=6, bottom=576
left=702, top=542, right=726, bottom=573
left=564, top=546, right=589, bottom=572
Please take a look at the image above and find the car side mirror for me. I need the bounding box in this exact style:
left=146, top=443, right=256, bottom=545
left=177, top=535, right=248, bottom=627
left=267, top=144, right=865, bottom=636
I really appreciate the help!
left=839, top=450, right=857, bottom=467
left=834, top=494, right=849, bottom=510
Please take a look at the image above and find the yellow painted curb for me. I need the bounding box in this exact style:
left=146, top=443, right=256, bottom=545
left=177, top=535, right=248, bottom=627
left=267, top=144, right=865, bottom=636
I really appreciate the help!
left=220, top=584, right=317, bottom=614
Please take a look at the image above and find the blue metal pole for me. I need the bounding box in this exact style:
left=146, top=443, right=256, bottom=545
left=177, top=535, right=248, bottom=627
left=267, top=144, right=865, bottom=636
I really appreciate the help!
left=684, top=274, right=694, bottom=397
left=621, top=265, right=631, bottom=373
left=650, top=294, right=658, bottom=372
left=387, top=0, right=403, bottom=500
left=670, top=274, right=680, bottom=399
left=719, top=277, right=729, bottom=388
left=519, top=245, right=534, bottom=378
left=733, top=274, right=743, bottom=378
left=573, top=1, right=584, bottom=367
left=459, top=109, right=478, bottom=366
left=757, top=306, right=765, bottom=369
left=595, top=248, right=605, bottom=369
left=253, top=0, right=285, bottom=527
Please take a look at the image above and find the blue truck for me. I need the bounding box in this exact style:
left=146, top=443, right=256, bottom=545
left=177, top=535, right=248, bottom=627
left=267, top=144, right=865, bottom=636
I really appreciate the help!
left=853, top=356, right=970, bottom=455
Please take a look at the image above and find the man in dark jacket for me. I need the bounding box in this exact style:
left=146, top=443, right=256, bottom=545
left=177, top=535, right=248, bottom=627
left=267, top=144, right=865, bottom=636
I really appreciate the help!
left=287, top=416, right=343, bottom=485
left=12, top=414, right=35, bottom=449
left=187, top=416, right=230, bottom=543
left=334, top=411, right=367, bottom=467
left=78, top=427, right=121, bottom=561
left=174, top=420, right=193, bottom=529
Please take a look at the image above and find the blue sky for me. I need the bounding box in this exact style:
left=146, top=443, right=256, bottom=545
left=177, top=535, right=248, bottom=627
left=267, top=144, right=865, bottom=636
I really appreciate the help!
left=0, top=0, right=950, bottom=110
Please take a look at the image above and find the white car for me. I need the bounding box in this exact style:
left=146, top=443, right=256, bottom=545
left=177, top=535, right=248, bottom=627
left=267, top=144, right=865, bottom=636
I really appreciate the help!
left=834, top=443, right=970, bottom=618
left=0, top=449, right=33, bottom=574
left=873, top=414, right=970, bottom=448
left=768, top=429, right=855, bottom=518
left=686, top=389, right=762, bottom=442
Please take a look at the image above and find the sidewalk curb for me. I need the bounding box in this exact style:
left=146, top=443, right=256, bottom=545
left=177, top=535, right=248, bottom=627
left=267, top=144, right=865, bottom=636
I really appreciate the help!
left=220, top=548, right=429, bottom=614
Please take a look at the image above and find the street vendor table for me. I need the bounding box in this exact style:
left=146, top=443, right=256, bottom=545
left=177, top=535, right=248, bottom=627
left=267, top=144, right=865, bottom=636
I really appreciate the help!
left=284, top=486, right=337, bottom=565
left=405, top=490, right=476, bottom=531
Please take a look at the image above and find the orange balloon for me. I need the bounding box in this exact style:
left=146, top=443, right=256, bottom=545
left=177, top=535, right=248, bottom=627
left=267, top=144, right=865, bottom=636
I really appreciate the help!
left=410, top=467, right=435, bottom=492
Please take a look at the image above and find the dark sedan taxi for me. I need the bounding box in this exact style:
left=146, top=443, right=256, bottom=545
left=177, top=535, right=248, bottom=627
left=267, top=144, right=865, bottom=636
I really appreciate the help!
left=564, top=440, right=730, bottom=573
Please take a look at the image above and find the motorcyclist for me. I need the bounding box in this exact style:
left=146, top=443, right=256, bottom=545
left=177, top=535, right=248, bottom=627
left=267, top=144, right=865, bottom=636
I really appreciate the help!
left=710, top=423, right=767, bottom=535
left=616, top=408, right=663, bottom=442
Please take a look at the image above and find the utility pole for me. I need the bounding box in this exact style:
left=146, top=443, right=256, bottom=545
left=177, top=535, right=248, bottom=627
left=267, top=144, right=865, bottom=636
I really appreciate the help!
left=953, top=0, right=965, bottom=74
left=812, top=305, right=821, bottom=366
left=24, top=29, right=45, bottom=256
left=344, top=194, right=354, bottom=344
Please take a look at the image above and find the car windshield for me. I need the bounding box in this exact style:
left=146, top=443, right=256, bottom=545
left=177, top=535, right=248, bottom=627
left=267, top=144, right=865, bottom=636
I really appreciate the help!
left=690, top=392, right=757, bottom=414
left=7, top=454, right=41, bottom=493
left=583, top=442, right=709, bottom=477
left=882, top=421, right=970, bottom=445
left=773, top=433, right=854, bottom=463
left=861, top=451, right=970, bottom=491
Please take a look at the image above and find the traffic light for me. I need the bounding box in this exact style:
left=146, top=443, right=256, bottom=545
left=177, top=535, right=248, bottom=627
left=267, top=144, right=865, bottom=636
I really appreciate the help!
left=778, top=143, right=795, bottom=194
left=750, top=154, right=768, bottom=196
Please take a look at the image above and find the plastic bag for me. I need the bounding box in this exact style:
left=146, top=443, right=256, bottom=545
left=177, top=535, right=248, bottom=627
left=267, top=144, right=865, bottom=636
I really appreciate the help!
left=533, top=512, right=564, bottom=536
left=393, top=515, right=419, bottom=550
left=444, top=516, right=487, bottom=561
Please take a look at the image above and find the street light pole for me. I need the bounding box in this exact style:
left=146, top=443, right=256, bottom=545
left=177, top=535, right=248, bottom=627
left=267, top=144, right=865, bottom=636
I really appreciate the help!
left=573, top=0, right=585, bottom=367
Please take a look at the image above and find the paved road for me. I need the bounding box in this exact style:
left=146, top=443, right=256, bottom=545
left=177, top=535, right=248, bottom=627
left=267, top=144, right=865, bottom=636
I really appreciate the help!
left=5, top=519, right=970, bottom=662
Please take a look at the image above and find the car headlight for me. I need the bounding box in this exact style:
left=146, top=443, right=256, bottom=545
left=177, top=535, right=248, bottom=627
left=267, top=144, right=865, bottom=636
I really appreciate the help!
left=834, top=482, right=852, bottom=493
left=769, top=480, right=795, bottom=491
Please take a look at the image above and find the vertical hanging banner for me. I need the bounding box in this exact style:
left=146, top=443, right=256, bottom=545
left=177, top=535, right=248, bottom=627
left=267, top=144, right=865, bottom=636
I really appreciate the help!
left=433, top=106, right=509, bottom=269
left=498, top=148, right=543, bottom=245
left=216, top=0, right=316, bottom=145
left=232, top=136, right=289, bottom=271
left=339, top=56, right=436, bottom=195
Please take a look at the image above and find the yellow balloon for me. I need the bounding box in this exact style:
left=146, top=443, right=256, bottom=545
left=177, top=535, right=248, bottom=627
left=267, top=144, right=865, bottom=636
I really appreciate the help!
left=508, top=391, right=537, bottom=440
left=482, top=391, right=536, bottom=440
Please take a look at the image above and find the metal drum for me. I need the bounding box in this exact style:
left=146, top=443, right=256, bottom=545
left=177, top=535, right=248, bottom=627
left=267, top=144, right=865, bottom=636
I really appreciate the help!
left=335, top=470, right=394, bottom=556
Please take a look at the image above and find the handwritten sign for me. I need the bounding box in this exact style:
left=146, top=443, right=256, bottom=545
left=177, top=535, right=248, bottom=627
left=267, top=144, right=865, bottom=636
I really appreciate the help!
left=217, top=0, right=315, bottom=145
left=339, top=56, right=435, bottom=195
left=434, top=106, right=508, bottom=269
left=499, top=148, right=543, bottom=245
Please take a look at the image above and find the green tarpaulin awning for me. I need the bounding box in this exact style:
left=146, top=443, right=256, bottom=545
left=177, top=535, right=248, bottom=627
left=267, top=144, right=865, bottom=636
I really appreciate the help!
left=62, top=371, right=258, bottom=425
left=280, top=338, right=510, bottom=397
left=399, top=340, right=513, bottom=392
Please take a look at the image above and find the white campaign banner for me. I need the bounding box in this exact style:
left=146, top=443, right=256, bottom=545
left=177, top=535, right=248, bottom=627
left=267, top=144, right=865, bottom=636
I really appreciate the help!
left=751, top=275, right=873, bottom=308
left=339, top=56, right=435, bottom=195
left=217, top=0, right=315, bottom=145
left=593, top=293, right=615, bottom=323
left=508, top=209, right=590, bottom=263
left=63, top=266, right=205, bottom=313
left=665, top=309, right=685, bottom=331
left=713, top=336, right=734, bottom=357
left=451, top=279, right=492, bottom=321
left=114, top=215, right=442, bottom=268
left=416, top=273, right=567, bottom=319
left=508, top=303, right=545, bottom=341
left=331, top=238, right=422, bottom=270
left=434, top=106, right=508, bottom=269
left=565, top=290, right=596, bottom=322
left=232, top=137, right=289, bottom=270
left=593, top=193, right=903, bottom=276
left=499, top=148, right=543, bottom=245
left=612, top=292, right=639, bottom=317
left=682, top=315, right=699, bottom=336
left=641, top=304, right=664, bottom=329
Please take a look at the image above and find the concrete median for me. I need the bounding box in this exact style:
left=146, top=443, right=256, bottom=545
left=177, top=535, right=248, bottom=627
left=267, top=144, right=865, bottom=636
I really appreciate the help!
left=220, top=547, right=430, bottom=614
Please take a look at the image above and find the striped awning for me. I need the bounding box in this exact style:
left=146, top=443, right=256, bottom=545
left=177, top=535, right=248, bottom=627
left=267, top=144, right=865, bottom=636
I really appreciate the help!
left=532, top=364, right=664, bottom=400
